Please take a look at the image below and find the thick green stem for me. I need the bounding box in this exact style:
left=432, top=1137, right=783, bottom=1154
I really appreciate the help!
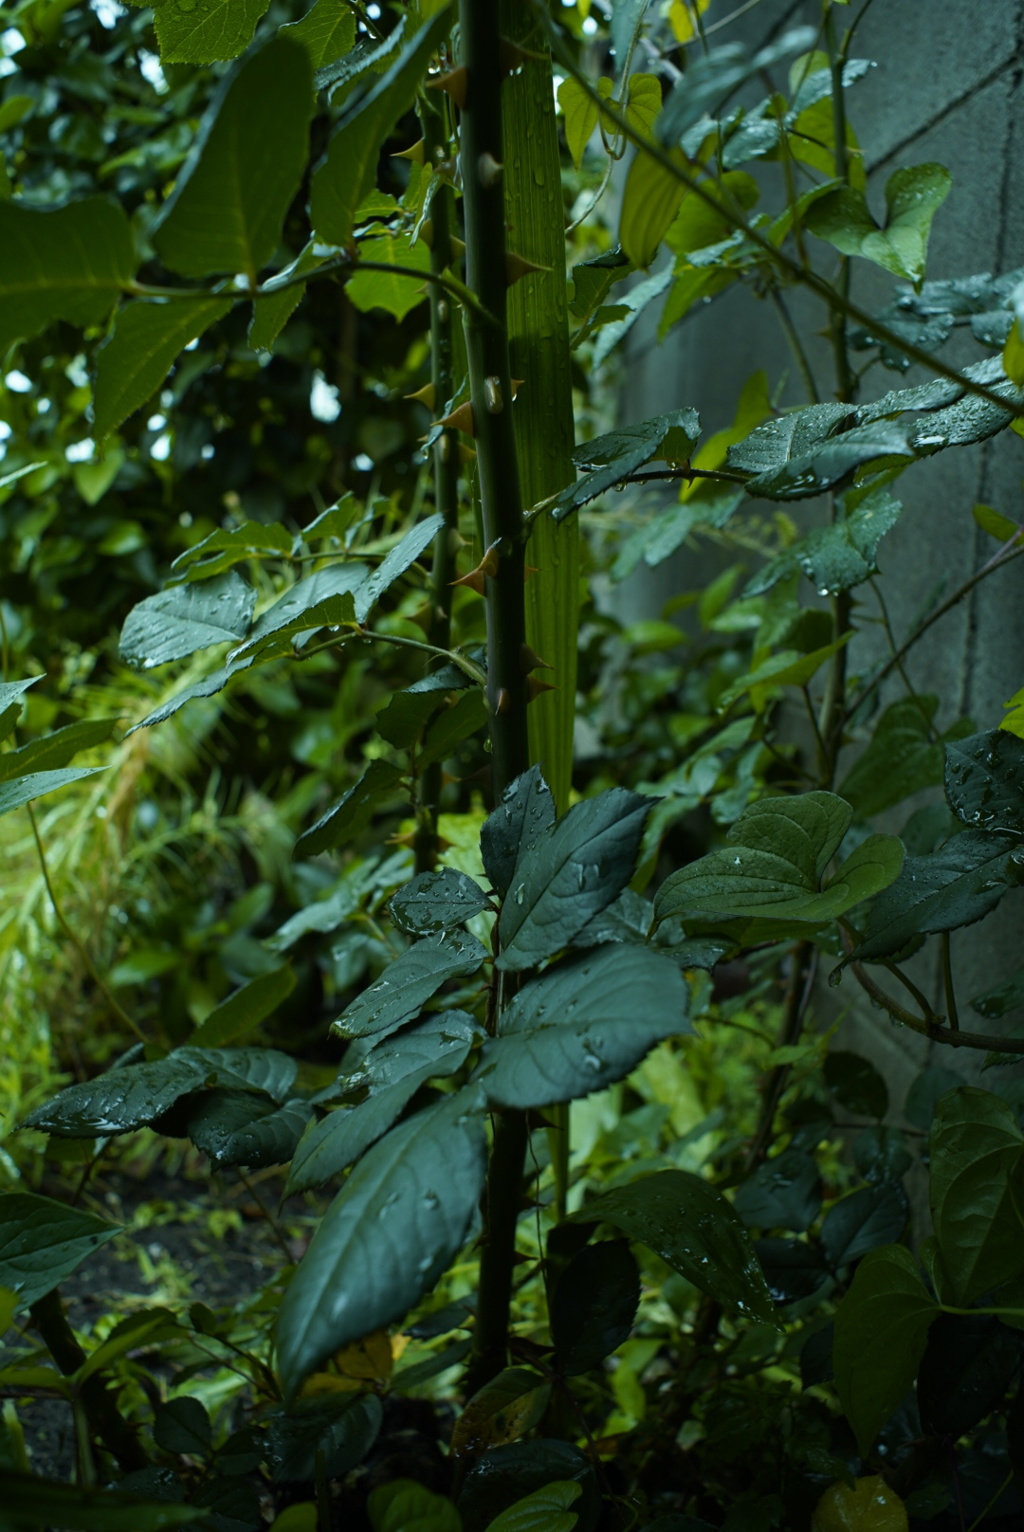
left=30, top=1288, right=147, bottom=1475
left=415, top=95, right=463, bottom=875
left=458, top=0, right=532, bottom=1393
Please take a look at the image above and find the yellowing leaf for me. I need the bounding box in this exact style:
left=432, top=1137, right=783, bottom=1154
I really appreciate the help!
left=558, top=75, right=612, bottom=169
left=620, top=148, right=689, bottom=267
left=1002, top=687, right=1024, bottom=739
left=1004, top=318, right=1024, bottom=386
left=334, top=1328, right=395, bottom=1380
left=626, top=73, right=662, bottom=138
left=812, top=1476, right=908, bottom=1532
left=669, top=0, right=712, bottom=43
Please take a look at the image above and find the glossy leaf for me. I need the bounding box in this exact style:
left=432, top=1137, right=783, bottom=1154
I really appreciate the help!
left=265, top=1394, right=382, bottom=1483
left=733, top=1149, right=821, bottom=1232
left=655, top=792, right=903, bottom=927
left=94, top=298, right=231, bottom=437
left=850, top=830, right=1024, bottom=962
left=821, top=1184, right=908, bottom=1269
left=754, top=1237, right=830, bottom=1304
left=805, top=164, right=953, bottom=286
left=839, top=697, right=943, bottom=818
left=497, top=788, right=652, bottom=970
left=746, top=487, right=903, bottom=599
left=929, top=1087, right=1024, bottom=1305
left=296, top=757, right=404, bottom=858
left=0, top=718, right=118, bottom=783
left=153, top=40, right=312, bottom=278
left=551, top=410, right=701, bottom=521
left=945, top=727, right=1024, bottom=834
left=231, top=562, right=366, bottom=660
left=479, top=946, right=688, bottom=1108
left=551, top=1240, right=640, bottom=1375
left=275, top=1088, right=487, bottom=1397
left=740, top=417, right=913, bottom=500
left=570, top=1169, right=776, bottom=1323
left=656, top=27, right=816, bottom=144
left=186, top=1091, right=310, bottom=1168
left=0, top=197, right=135, bottom=355
left=451, top=1367, right=551, bottom=1459
left=354, top=512, right=445, bottom=622
left=811, top=1477, right=908, bottom=1532
left=120, top=571, right=255, bottom=669
left=188, top=965, right=296, bottom=1049
left=0, top=677, right=38, bottom=744
left=128, top=655, right=254, bottom=733
left=310, top=12, right=451, bottom=246
left=332, top=930, right=488, bottom=1042
left=481, top=765, right=557, bottom=898
left=389, top=868, right=491, bottom=935
left=833, top=1244, right=939, bottom=1457
left=484, top=1482, right=582, bottom=1532
left=0, top=1474, right=202, bottom=1530
left=376, top=664, right=475, bottom=749
left=0, top=766, right=104, bottom=819
left=0, top=1192, right=120, bottom=1310
left=280, top=0, right=355, bottom=69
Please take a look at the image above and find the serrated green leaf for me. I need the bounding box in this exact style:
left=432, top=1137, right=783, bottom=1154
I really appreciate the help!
left=152, top=40, right=313, bottom=278
left=355, top=512, right=444, bottom=622
left=417, top=688, right=487, bottom=769
left=0, top=197, right=135, bottom=354
left=480, top=765, right=557, bottom=898
left=497, top=788, right=652, bottom=970
left=281, top=0, right=355, bottom=69
left=805, top=163, right=953, bottom=286
left=275, top=1088, right=486, bottom=1397
left=310, top=11, right=451, bottom=247
left=232, top=562, right=367, bottom=661
left=376, top=666, right=474, bottom=749
left=851, top=830, right=1024, bottom=962
left=655, top=792, right=903, bottom=927
left=0, top=718, right=117, bottom=783
left=172, top=520, right=293, bottom=579
left=266, top=1394, right=382, bottom=1485
left=479, top=946, right=688, bottom=1107
left=571, top=1168, right=776, bottom=1324
left=128, top=655, right=254, bottom=734
left=0, top=1193, right=121, bottom=1310
left=153, top=0, right=271, bottom=64
left=332, top=930, right=488, bottom=1041
left=746, top=486, right=902, bottom=597
left=153, top=1396, right=211, bottom=1456
left=189, top=965, right=296, bottom=1048
left=120, top=571, right=255, bottom=669
left=552, top=408, right=700, bottom=521
left=94, top=298, right=231, bottom=438
left=929, top=1087, right=1024, bottom=1305
left=389, top=868, right=490, bottom=935
left=945, top=728, right=1024, bottom=834
left=833, top=1244, right=938, bottom=1457
left=345, top=231, right=430, bottom=321
left=296, top=758, right=404, bottom=858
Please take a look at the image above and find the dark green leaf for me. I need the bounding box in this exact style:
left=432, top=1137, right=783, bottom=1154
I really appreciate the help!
left=128, top=656, right=254, bottom=733
left=481, top=765, right=557, bottom=899
left=310, top=12, right=452, bottom=246
left=153, top=40, right=312, bottom=278
left=945, top=728, right=1024, bottom=834
left=280, top=0, right=356, bottom=70
left=249, top=245, right=320, bottom=352
left=120, top=571, right=255, bottom=669
left=295, top=758, right=404, bottom=858
left=332, top=930, right=488, bottom=1042
left=451, top=1367, right=551, bottom=1459
left=153, top=1397, right=211, bottom=1456
left=186, top=1090, right=310, bottom=1168
left=94, top=298, right=231, bottom=438
left=0, top=197, right=135, bottom=355
left=903, top=1067, right=963, bottom=1130
left=800, top=1324, right=835, bottom=1388
left=389, top=868, right=490, bottom=935
left=929, top=1087, right=1024, bottom=1305
left=368, top=1480, right=461, bottom=1532
left=839, top=697, right=943, bottom=818
left=752, top=1237, right=830, bottom=1304
left=573, top=888, right=652, bottom=948
left=551, top=410, right=701, bottom=521
left=745, top=486, right=902, bottom=598
left=0, top=767, right=104, bottom=819
left=0, top=718, right=118, bottom=783
left=655, top=792, right=903, bottom=927
left=0, top=1473, right=202, bottom=1530
left=833, top=1243, right=939, bottom=1457
left=265, top=1394, right=382, bottom=1482
left=551, top=1240, right=640, bottom=1375
left=232, top=563, right=366, bottom=660
left=824, top=1051, right=889, bottom=1119
left=497, top=788, right=652, bottom=971
left=972, top=963, right=1024, bottom=1020
left=355, top=513, right=445, bottom=622
left=571, top=1169, right=776, bottom=1324
left=728, top=403, right=853, bottom=476
left=733, top=1149, right=821, bottom=1232
left=285, top=1014, right=482, bottom=1194
left=456, top=1441, right=597, bottom=1532
left=0, top=1192, right=121, bottom=1310
left=743, top=418, right=913, bottom=500
left=850, top=830, right=1024, bottom=962
left=917, top=1314, right=1021, bottom=1439
left=418, top=689, right=488, bottom=769
left=821, top=1184, right=908, bottom=1269
left=484, top=1481, right=582, bottom=1532
left=275, top=1087, right=487, bottom=1396
left=376, top=664, right=475, bottom=749
left=479, top=946, right=688, bottom=1108
left=656, top=28, right=816, bottom=144
left=188, top=965, right=296, bottom=1049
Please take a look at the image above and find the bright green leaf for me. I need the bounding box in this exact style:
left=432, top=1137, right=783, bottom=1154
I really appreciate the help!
left=0, top=718, right=117, bottom=783
left=153, top=0, right=271, bottom=64
left=0, top=197, right=135, bottom=355
left=281, top=0, right=355, bottom=69
left=484, top=1481, right=581, bottom=1532
left=805, top=164, right=953, bottom=286
left=0, top=767, right=105, bottom=819
left=346, top=231, right=430, bottom=321
left=94, top=298, right=231, bottom=437
left=619, top=147, right=689, bottom=268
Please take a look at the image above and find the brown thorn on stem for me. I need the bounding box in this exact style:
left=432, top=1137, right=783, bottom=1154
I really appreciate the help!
left=430, top=65, right=468, bottom=108
left=406, top=382, right=436, bottom=409
left=519, top=642, right=552, bottom=674
left=393, top=139, right=426, bottom=164
left=494, top=687, right=512, bottom=714
left=434, top=400, right=476, bottom=435
left=523, top=564, right=540, bottom=581
left=527, top=677, right=558, bottom=702
left=498, top=37, right=545, bottom=73
left=452, top=543, right=501, bottom=595
left=505, top=252, right=548, bottom=287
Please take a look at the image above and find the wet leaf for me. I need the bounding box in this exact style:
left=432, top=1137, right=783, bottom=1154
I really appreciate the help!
left=0, top=1193, right=121, bottom=1310
left=821, top=1184, right=908, bottom=1269
left=119, top=571, right=255, bottom=669
left=550, top=410, right=701, bottom=521
left=945, top=727, right=1024, bottom=835
left=296, top=758, right=404, bottom=858
left=481, top=766, right=557, bottom=899
left=332, top=930, right=488, bottom=1042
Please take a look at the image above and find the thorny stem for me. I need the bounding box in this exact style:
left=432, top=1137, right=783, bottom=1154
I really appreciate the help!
left=26, top=802, right=146, bottom=1044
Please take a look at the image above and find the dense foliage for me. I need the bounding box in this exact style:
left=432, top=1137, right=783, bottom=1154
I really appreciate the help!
left=2, top=0, right=1024, bottom=1528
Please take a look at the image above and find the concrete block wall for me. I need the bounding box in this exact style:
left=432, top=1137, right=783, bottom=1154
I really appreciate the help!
left=621, top=0, right=1024, bottom=1103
